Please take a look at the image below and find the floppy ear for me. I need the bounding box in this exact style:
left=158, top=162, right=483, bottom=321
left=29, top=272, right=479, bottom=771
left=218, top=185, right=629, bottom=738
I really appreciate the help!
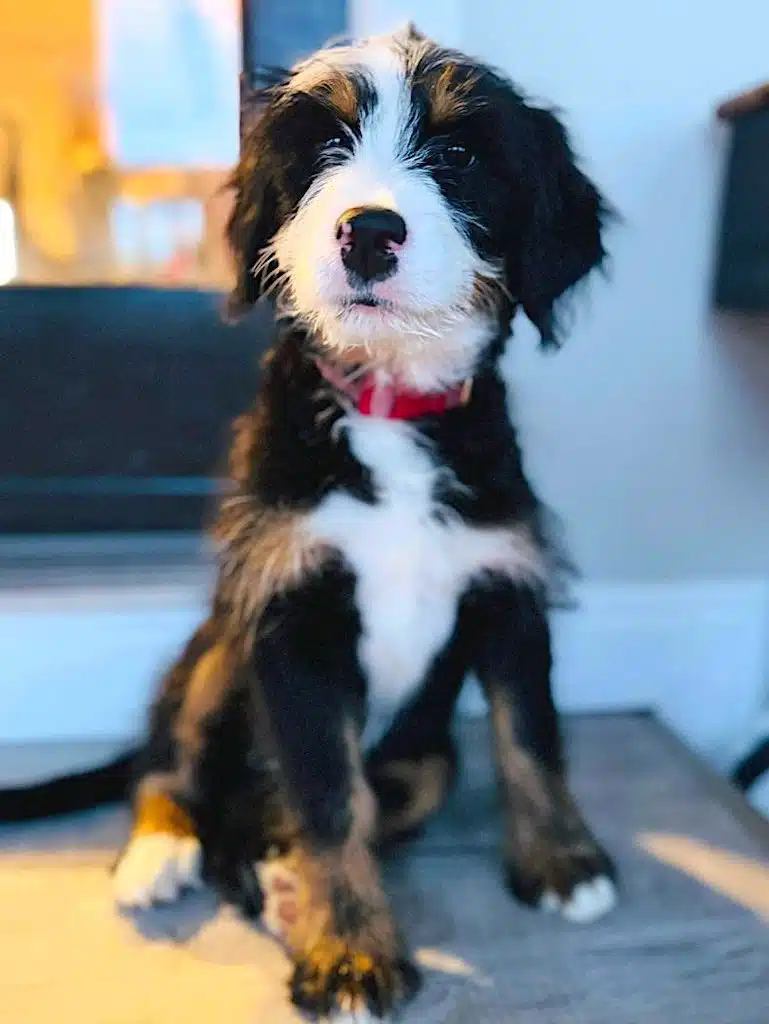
left=515, top=106, right=611, bottom=348
left=226, top=82, right=284, bottom=316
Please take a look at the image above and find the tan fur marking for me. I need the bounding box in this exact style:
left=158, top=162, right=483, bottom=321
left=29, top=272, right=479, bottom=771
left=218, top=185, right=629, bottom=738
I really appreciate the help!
left=175, top=642, right=233, bottom=759
left=471, top=273, right=508, bottom=316
left=488, top=689, right=553, bottom=818
left=429, top=63, right=480, bottom=123
left=287, top=48, right=359, bottom=99
left=487, top=691, right=601, bottom=888
left=133, top=790, right=196, bottom=840
left=345, top=722, right=378, bottom=846
left=265, top=724, right=395, bottom=976
left=228, top=413, right=259, bottom=483
left=487, top=688, right=559, bottom=869
left=137, top=640, right=237, bottom=811
left=312, top=71, right=360, bottom=122
left=214, top=502, right=332, bottom=630
left=375, top=756, right=452, bottom=844
left=264, top=840, right=393, bottom=955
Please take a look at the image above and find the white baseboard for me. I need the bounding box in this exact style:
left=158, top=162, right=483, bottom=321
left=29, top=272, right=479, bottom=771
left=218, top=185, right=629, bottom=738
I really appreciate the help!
left=0, top=584, right=204, bottom=749
left=463, top=579, right=769, bottom=765
left=2, top=577, right=767, bottom=768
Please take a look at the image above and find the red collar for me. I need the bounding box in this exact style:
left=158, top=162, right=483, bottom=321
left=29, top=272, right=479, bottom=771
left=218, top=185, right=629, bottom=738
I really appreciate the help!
left=314, top=357, right=473, bottom=420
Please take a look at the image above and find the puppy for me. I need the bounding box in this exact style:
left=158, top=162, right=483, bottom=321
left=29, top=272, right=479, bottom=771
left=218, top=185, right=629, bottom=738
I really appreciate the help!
left=113, top=24, right=616, bottom=1021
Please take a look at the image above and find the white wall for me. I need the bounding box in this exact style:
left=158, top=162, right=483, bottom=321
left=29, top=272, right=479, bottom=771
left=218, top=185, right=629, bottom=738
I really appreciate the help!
left=351, top=0, right=464, bottom=48
left=355, top=0, right=769, bottom=584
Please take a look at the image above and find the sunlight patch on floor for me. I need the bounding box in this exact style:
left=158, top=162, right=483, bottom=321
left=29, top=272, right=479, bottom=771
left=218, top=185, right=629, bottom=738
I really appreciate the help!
left=639, top=832, right=769, bottom=921
left=416, top=947, right=485, bottom=983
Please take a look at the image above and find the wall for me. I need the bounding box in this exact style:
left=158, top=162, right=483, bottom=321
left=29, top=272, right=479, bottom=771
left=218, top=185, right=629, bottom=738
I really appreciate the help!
left=354, top=0, right=769, bottom=585
left=352, top=0, right=463, bottom=47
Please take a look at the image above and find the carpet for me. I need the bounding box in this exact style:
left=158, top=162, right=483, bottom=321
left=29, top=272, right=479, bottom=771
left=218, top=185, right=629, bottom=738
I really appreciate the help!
left=2, top=715, right=769, bottom=1023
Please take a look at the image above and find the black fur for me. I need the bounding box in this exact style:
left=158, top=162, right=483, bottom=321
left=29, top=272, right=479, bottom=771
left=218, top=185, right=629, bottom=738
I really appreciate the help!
left=251, top=564, right=366, bottom=847
left=0, top=752, right=133, bottom=823
left=229, top=330, right=376, bottom=509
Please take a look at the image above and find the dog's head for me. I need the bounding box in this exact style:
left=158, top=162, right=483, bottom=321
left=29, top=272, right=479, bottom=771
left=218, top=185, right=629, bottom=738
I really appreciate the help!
left=229, top=26, right=610, bottom=387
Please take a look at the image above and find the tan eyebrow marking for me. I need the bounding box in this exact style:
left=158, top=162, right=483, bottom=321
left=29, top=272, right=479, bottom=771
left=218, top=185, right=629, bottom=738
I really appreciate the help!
left=422, top=62, right=483, bottom=124
left=312, top=70, right=360, bottom=122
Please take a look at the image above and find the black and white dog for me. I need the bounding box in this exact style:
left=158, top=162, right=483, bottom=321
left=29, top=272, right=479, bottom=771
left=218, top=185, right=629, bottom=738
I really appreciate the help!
left=9, top=25, right=618, bottom=1022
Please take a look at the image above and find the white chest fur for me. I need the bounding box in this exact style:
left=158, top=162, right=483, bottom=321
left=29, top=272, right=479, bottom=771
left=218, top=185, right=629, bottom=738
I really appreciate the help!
left=309, top=415, right=542, bottom=747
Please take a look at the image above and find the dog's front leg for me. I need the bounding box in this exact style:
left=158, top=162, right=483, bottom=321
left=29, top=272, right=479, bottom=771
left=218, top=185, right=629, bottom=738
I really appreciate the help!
left=468, top=580, right=617, bottom=924
left=253, top=575, right=420, bottom=1020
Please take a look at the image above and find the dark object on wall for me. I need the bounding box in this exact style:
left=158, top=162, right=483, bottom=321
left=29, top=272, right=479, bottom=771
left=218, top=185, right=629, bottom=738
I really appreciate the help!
left=0, top=286, right=272, bottom=533
left=238, top=0, right=348, bottom=138
left=242, top=0, right=346, bottom=73
left=713, top=84, right=769, bottom=311
left=732, top=735, right=769, bottom=793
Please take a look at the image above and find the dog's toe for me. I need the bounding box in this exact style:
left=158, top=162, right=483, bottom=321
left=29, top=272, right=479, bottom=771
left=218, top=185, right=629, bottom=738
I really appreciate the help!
left=290, top=948, right=419, bottom=1021
left=539, top=873, right=617, bottom=923
left=256, top=853, right=303, bottom=943
left=114, top=834, right=203, bottom=909
left=506, top=837, right=617, bottom=924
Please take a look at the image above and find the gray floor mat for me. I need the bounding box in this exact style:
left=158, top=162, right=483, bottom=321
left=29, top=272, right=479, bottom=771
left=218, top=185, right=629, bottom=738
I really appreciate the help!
left=1, top=714, right=768, bottom=1023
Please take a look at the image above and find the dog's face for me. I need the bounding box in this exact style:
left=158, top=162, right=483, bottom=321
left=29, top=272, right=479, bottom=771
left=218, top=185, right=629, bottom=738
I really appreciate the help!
left=229, top=27, right=608, bottom=386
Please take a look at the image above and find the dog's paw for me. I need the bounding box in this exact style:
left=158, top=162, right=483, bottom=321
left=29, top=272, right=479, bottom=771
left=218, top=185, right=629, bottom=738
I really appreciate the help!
left=256, top=851, right=305, bottom=941
left=257, top=853, right=419, bottom=1018
left=505, top=839, right=617, bottom=924
left=290, top=944, right=421, bottom=1021
left=537, top=872, right=617, bottom=923
left=113, top=833, right=203, bottom=909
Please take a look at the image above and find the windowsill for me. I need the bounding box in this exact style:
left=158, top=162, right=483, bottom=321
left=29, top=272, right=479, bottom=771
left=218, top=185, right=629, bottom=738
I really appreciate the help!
left=0, top=532, right=213, bottom=593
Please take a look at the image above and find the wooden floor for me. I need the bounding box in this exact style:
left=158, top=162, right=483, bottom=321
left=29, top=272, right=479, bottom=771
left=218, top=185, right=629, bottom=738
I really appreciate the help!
left=2, top=714, right=769, bottom=1023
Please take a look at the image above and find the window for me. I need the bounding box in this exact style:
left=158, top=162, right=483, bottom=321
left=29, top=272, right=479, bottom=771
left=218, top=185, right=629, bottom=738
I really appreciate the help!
left=0, top=199, right=16, bottom=285
left=0, top=0, right=239, bottom=289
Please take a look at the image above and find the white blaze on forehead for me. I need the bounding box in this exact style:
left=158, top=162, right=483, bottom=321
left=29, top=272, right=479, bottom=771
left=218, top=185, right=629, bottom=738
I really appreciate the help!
left=289, top=35, right=417, bottom=171
left=358, top=43, right=416, bottom=167
left=288, top=29, right=417, bottom=94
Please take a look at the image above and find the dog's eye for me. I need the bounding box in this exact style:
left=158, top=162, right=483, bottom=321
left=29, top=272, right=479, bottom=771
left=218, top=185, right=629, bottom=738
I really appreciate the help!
left=439, top=144, right=476, bottom=170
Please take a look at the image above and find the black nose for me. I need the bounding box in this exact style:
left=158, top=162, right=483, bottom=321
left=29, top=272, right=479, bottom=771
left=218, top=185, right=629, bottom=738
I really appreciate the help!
left=335, top=206, right=407, bottom=283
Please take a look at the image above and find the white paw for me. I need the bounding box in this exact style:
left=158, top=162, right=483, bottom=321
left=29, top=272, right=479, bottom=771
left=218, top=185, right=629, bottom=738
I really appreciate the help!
left=256, top=854, right=301, bottom=941
left=331, top=993, right=381, bottom=1022
left=113, top=834, right=203, bottom=909
left=539, top=875, right=617, bottom=924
